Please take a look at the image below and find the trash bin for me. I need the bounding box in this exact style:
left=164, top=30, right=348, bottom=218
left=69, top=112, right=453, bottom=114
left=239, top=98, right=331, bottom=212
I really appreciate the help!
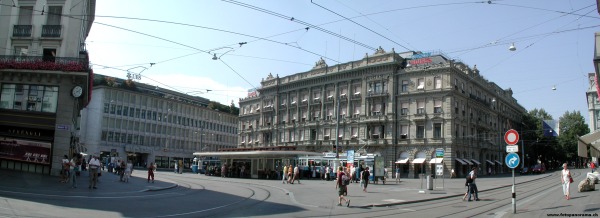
left=426, top=175, right=433, bottom=190
left=192, top=165, right=198, bottom=174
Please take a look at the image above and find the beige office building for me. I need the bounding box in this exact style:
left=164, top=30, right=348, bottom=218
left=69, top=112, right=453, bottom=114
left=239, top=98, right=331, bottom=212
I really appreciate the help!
left=239, top=48, right=525, bottom=178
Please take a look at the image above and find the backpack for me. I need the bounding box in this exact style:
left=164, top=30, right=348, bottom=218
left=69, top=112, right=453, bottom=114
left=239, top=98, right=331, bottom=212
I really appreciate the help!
left=465, top=174, right=473, bottom=186
left=342, top=173, right=350, bottom=186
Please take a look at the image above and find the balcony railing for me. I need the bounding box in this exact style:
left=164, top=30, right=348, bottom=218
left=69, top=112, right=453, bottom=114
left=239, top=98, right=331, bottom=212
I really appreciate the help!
left=13, top=25, right=32, bottom=37
left=41, top=25, right=62, bottom=37
left=0, top=55, right=89, bottom=72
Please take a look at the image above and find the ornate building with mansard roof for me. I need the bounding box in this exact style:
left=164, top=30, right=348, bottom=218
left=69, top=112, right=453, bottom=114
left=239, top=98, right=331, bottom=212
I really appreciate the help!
left=238, top=47, right=526, bottom=178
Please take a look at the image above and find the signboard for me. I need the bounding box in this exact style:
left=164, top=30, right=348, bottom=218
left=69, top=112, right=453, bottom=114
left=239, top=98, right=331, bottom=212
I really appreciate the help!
left=347, top=150, right=355, bottom=168
left=435, top=148, right=444, bottom=158
left=504, top=129, right=519, bottom=145
left=56, top=124, right=70, bottom=131
left=0, top=137, right=51, bottom=165
left=505, top=153, right=520, bottom=169
left=374, top=156, right=384, bottom=177
left=506, top=145, right=519, bottom=153
left=435, top=164, right=444, bottom=176
left=323, top=153, right=337, bottom=158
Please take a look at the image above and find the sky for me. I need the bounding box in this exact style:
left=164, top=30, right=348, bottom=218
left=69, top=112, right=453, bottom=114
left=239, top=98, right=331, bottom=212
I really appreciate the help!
left=87, top=0, right=599, bottom=124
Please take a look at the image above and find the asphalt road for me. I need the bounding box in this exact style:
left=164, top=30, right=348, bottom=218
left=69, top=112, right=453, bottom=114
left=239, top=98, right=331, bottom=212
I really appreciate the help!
left=0, top=169, right=597, bottom=217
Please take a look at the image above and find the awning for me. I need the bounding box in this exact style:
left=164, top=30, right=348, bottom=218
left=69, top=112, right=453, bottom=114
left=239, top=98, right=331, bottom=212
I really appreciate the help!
left=413, top=158, right=426, bottom=164
left=486, top=160, right=495, bottom=166
left=462, top=159, right=474, bottom=165
left=431, top=158, right=443, bottom=164
left=495, top=160, right=503, bottom=166
left=471, top=159, right=481, bottom=165
left=455, top=158, right=467, bottom=165
left=395, top=158, right=409, bottom=164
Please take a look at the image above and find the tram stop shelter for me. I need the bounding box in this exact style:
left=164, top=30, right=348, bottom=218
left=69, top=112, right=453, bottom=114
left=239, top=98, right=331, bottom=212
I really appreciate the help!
left=578, top=130, right=600, bottom=159
left=193, top=149, right=323, bottom=179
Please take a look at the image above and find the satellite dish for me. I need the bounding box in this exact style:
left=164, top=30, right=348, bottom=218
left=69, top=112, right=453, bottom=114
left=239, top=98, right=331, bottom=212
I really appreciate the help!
left=508, top=43, right=516, bottom=51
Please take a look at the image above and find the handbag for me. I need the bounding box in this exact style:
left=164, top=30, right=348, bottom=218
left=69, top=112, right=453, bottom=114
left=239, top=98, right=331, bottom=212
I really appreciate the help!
left=569, top=177, right=573, bottom=183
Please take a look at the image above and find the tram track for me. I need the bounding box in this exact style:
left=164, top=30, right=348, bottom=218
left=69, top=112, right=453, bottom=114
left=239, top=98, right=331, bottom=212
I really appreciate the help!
left=302, top=171, right=574, bottom=218
left=149, top=174, right=274, bottom=218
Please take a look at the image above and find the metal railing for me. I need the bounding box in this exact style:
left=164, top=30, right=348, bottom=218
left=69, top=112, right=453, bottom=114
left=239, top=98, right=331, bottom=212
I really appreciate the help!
left=0, top=55, right=89, bottom=72
left=41, top=25, right=62, bottom=37
left=13, top=25, right=32, bottom=37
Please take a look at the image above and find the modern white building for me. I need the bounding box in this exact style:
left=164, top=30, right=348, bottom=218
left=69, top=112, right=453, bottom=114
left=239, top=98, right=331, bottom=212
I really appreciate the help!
left=0, top=0, right=95, bottom=175
left=80, top=75, right=239, bottom=170
left=238, top=47, right=526, bottom=178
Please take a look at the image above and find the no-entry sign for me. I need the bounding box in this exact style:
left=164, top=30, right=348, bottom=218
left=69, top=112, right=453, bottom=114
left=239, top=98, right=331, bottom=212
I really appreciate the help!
left=504, top=129, right=519, bottom=145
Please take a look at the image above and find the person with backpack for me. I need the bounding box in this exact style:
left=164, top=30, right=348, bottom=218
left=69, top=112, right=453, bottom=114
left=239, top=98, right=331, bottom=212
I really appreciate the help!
left=335, top=166, right=350, bottom=207
left=467, top=167, right=480, bottom=201
left=463, top=173, right=473, bottom=201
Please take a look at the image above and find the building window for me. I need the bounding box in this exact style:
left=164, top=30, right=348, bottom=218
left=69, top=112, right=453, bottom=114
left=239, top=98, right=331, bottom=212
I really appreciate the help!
left=401, top=80, right=409, bottom=92
left=433, top=123, right=442, bottom=138
left=400, top=125, right=408, bottom=139
left=416, top=124, right=425, bottom=139
left=401, top=102, right=408, bottom=115
left=0, top=84, right=59, bottom=113
left=417, top=78, right=425, bottom=90
left=434, top=76, right=442, bottom=89
left=434, top=99, right=442, bottom=113
left=417, top=100, right=425, bottom=114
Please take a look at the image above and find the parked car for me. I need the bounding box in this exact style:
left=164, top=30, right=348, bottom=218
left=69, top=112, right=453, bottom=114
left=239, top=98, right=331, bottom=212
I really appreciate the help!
left=532, top=164, right=546, bottom=174
left=519, top=166, right=530, bottom=175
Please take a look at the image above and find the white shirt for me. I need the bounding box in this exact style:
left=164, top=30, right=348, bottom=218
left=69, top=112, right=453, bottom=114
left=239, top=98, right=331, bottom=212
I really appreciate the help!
left=89, top=158, right=101, bottom=169
left=469, top=170, right=477, bottom=184
left=562, top=169, right=570, bottom=183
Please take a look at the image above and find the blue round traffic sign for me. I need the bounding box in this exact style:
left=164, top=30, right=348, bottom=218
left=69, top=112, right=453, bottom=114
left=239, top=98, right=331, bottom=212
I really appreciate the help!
left=505, top=153, right=520, bottom=169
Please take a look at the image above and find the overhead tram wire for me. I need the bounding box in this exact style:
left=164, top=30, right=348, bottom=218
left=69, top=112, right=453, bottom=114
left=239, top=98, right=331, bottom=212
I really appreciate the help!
left=218, top=59, right=257, bottom=91
left=481, top=8, right=597, bottom=73
left=221, top=0, right=377, bottom=51
left=445, top=23, right=600, bottom=55
left=91, top=15, right=340, bottom=64
left=0, top=3, right=330, bottom=88
left=491, top=2, right=600, bottom=20
left=333, top=0, right=417, bottom=51
left=91, top=63, right=185, bottom=94
left=310, top=0, right=411, bottom=51
left=452, top=4, right=596, bottom=58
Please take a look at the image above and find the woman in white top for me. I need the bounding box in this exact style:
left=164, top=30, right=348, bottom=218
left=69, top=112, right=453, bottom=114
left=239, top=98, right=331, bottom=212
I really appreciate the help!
left=561, top=163, right=572, bottom=200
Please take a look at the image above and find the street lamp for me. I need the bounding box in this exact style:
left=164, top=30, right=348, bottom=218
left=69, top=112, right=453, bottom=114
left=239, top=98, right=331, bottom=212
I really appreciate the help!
left=211, top=47, right=234, bottom=60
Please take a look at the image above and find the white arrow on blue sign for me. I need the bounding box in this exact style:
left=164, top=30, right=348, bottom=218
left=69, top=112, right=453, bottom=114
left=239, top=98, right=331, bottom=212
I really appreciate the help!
left=505, top=152, right=520, bottom=169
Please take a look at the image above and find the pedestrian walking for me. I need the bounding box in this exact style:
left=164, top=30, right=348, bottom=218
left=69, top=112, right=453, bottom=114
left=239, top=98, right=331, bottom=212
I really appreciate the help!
left=293, top=165, right=301, bottom=184
left=287, top=164, right=294, bottom=184
left=335, top=166, right=350, bottom=207
left=88, top=155, right=101, bottom=189
left=60, top=155, right=70, bottom=183
left=561, top=163, right=572, bottom=200
left=124, top=160, right=133, bottom=183
left=451, top=169, right=456, bottom=178
left=174, top=162, right=178, bottom=173
left=395, top=167, right=401, bottom=183
left=282, top=165, right=288, bottom=184
left=361, top=167, right=370, bottom=192
left=119, top=159, right=126, bottom=182
left=591, top=161, right=596, bottom=173
left=463, top=173, right=473, bottom=201
left=69, top=155, right=78, bottom=188
left=148, top=162, right=155, bottom=183
left=467, top=167, right=479, bottom=201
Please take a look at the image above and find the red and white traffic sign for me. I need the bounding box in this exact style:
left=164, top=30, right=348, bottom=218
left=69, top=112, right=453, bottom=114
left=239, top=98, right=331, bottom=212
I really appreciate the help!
left=504, top=129, right=519, bottom=145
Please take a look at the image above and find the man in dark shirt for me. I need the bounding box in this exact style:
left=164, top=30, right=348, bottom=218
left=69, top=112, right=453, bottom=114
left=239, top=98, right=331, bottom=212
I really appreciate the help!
left=335, top=166, right=350, bottom=207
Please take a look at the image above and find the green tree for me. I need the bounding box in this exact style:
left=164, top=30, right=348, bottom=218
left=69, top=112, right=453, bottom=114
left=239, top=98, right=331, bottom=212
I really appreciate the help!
left=557, top=111, right=589, bottom=161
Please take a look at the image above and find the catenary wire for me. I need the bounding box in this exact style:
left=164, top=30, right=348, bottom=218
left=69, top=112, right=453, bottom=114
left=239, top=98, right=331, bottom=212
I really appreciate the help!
left=311, top=0, right=412, bottom=51
left=221, top=0, right=377, bottom=51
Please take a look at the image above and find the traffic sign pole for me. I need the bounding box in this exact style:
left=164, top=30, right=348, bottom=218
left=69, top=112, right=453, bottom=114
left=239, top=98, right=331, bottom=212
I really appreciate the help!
left=512, top=168, right=516, bottom=214
left=505, top=152, right=520, bottom=214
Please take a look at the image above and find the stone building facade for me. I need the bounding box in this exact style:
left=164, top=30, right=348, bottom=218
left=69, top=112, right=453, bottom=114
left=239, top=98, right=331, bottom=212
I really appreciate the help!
left=239, top=48, right=525, bottom=178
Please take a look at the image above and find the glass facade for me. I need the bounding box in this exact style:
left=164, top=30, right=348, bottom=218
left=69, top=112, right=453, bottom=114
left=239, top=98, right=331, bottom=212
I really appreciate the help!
left=0, top=84, right=59, bottom=113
